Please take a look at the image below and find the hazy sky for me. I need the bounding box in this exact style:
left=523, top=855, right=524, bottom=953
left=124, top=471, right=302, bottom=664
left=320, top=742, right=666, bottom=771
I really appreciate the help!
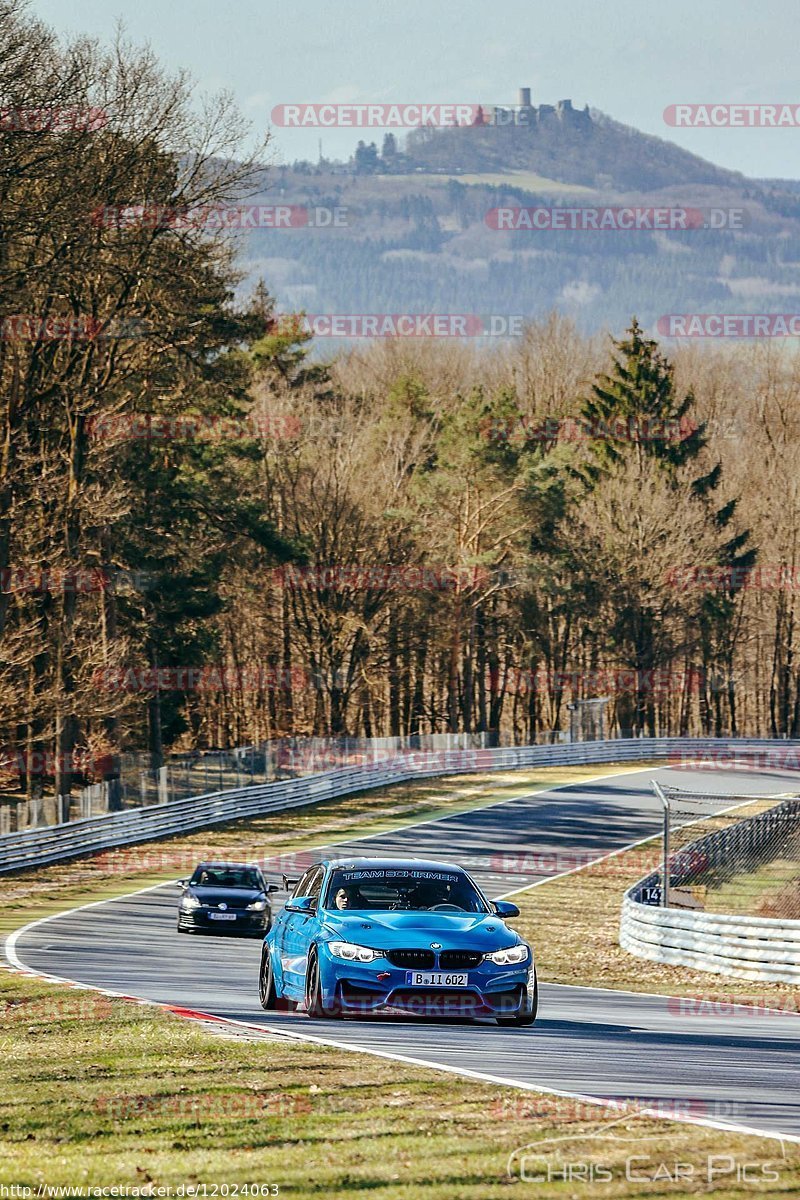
left=31, top=0, right=800, bottom=179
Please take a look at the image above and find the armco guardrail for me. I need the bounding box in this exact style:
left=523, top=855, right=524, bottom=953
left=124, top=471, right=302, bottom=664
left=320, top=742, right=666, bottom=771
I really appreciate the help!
left=621, top=796, right=800, bottom=984
left=1, top=735, right=798, bottom=876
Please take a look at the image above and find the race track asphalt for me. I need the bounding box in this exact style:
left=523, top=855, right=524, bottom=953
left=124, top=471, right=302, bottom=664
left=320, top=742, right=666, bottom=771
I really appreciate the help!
left=7, top=764, right=800, bottom=1140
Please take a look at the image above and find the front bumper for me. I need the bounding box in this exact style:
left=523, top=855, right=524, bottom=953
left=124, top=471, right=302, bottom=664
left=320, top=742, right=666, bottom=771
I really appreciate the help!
left=177, top=907, right=269, bottom=936
left=318, top=946, right=534, bottom=1018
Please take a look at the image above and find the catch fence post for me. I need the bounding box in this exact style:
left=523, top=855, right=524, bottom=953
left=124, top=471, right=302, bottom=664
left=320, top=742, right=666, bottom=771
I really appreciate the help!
left=653, top=779, right=670, bottom=909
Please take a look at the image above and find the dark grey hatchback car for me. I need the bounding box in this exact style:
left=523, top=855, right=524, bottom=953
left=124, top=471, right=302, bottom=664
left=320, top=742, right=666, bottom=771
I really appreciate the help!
left=176, top=861, right=279, bottom=937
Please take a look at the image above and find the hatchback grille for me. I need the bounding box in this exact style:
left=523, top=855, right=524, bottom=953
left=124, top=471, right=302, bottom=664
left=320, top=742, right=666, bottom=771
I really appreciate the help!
left=386, top=949, right=435, bottom=969
left=439, top=950, right=483, bottom=969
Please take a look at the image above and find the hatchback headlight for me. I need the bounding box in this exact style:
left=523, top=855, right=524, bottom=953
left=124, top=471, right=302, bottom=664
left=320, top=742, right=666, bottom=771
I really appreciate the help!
left=328, top=940, right=381, bottom=963
left=181, top=894, right=200, bottom=910
left=484, top=943, right=529, bottom=966
left=247, top=899, right=267, bottom=911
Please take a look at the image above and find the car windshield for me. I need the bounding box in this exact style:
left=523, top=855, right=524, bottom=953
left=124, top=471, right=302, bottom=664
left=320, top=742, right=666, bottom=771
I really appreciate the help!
left=325, top=867, right=488, bottom=913
left=190, top=867, right=262, bottom=890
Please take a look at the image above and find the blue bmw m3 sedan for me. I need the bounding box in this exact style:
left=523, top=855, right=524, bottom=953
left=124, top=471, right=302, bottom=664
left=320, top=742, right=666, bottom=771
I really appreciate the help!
left=258, top=857, right=537, bottom=1025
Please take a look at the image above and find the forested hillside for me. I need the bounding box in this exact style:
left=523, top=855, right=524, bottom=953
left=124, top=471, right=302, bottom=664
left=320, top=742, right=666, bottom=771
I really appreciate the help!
left=2, top=0, right=800, bottom=807
left=238, top=166, right=800, bottom=336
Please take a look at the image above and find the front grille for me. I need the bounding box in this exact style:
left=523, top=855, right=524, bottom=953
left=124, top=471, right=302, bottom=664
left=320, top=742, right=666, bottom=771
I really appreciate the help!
left=439, top=950, right=483, bottom=969
left=385, top=948, right=435, bottom=969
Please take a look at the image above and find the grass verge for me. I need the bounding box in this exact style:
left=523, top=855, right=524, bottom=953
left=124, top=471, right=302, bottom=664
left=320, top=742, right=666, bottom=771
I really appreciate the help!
left=511, top=820, right=800, bottom=1004
left=703, top=858, right=800, bottom=918
left=0, top=969, right=797, bottom=1196
left=3, top=759, right=798, bottom=1194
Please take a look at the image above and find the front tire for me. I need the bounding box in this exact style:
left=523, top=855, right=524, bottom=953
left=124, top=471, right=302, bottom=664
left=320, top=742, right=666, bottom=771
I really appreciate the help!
left=497, top=970, right=538, bottom=1027
left=259, top=945, right=278, bottom=1010
left=305, top=949, right=340, bottom=1019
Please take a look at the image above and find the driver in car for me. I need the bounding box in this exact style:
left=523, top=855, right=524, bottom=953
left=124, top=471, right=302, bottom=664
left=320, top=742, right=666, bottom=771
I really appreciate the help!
left=333, top=885, right=363, bottom=910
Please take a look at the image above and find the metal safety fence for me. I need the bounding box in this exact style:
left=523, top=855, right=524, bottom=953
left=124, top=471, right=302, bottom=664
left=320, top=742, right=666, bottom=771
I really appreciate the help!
left=621, top=787, right=800, bottom=983
left=2, top=735, right=800, bottom=875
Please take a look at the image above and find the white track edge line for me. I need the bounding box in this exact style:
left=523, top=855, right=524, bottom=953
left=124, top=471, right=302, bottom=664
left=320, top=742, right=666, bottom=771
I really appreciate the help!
left=5, top=763, right=799, bottom=1145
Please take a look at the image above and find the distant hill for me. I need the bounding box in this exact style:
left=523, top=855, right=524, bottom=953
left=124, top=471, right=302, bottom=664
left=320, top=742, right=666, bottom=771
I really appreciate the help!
left=400, top=107, right=746, bottom=192
left=238, top=101, right=800, bottom=341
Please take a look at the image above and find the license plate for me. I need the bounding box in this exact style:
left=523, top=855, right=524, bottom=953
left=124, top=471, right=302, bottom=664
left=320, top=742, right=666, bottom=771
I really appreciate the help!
left=406, top=971, right=468, bottom=987
left=209, top=913, right=237, bottom=921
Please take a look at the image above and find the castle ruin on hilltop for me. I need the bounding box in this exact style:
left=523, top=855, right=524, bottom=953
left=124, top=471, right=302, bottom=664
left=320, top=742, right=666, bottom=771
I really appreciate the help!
left=480, top=86, right=591, bottom=129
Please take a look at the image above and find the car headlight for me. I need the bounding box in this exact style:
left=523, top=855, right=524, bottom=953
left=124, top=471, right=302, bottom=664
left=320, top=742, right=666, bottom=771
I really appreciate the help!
left=180, top=894, right=200, bottom=910
left=247, top=900, right=267, bottom=911
left=484, top=943, right=530, bottom=966
left=327, top=940, right=381, bottom=963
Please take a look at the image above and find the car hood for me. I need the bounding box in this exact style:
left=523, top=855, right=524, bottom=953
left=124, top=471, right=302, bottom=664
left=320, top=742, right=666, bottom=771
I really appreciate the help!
left=189, top=887, right=265, bottom=907
left=321, top=910, right=519, bottom=950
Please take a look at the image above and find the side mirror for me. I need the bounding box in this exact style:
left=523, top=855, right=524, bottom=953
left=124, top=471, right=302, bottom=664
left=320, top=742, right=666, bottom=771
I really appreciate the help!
left=267, top=883, right=281, bottom=894
left=285, top=895, right=316, bottom=915
left=492, top=900, right=520, bottom=918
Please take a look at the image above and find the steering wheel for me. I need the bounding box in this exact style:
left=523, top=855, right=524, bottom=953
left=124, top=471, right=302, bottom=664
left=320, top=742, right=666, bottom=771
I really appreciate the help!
left=430, top=903, right=462, bottom=912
